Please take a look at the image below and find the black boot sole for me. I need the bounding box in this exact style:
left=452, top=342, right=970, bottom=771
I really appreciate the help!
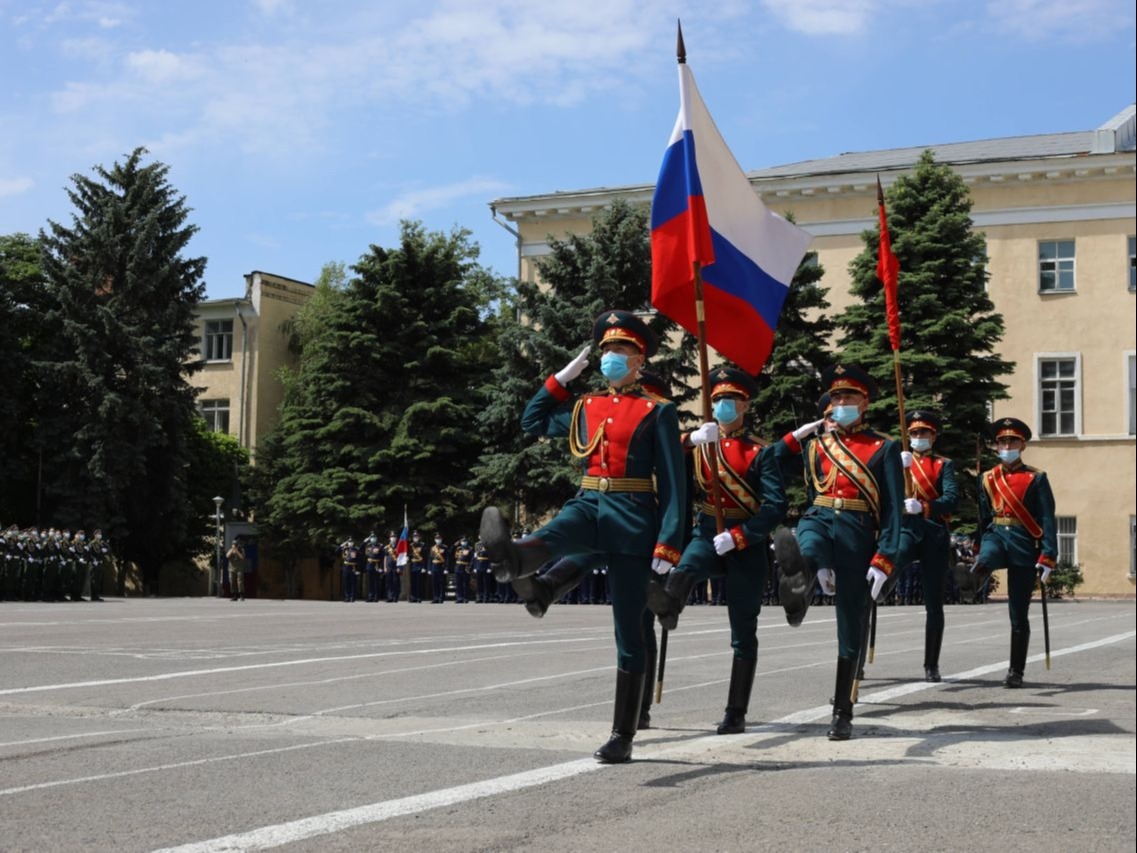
left=480, top=507, right=518, bottom=582
left=645, top=577, right=680, bottom=631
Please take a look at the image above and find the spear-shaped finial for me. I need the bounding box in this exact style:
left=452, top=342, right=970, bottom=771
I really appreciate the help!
left=677, top=19, right=686, bottom=64
left=876, top=173, right=884, bottom=205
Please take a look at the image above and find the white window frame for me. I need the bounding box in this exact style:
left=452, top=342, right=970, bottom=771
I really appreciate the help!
left=203, top=319, right=234, bottom=362
left=200, top=399, right=231, bottom=434
left=1038, top=239, right=1076, bottom=293
left=1056, top=516, right=1077, bottom=566
left=1034, top=353, right=1081, bottom=438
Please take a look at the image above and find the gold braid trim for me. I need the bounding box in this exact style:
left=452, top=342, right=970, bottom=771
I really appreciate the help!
left=568, top=398, right=605, bottom=459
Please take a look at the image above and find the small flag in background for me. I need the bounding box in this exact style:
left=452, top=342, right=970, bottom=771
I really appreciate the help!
left=651, top=61, right=813, bottom=375
left=876, top=175, right=902, bottom=352
left=396, top=509, right=409, bottom=566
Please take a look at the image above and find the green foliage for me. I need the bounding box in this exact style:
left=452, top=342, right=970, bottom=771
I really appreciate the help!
left=252, top=222, right=505, bottom=557
left=1046, top=559, right=1084, bottom=599
left=471, top=199, right=697, bottom=523
left=33, top=148, right=207, bottom=586
left=836, top=151, right=1013, bottom=525
left=183, top=418, right=250, bottom=557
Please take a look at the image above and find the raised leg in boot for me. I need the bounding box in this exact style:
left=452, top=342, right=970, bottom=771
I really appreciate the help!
left=594, top=669, right=645, bottom=764
left=479, top=507, right=553, bottom=583
left=775, top=528, right=816, bottom=627
left=646, top=570, right=697, bottom=632
left=717, top=656, right=757, bottom=734
left=513, top=556, right=590, bottom=619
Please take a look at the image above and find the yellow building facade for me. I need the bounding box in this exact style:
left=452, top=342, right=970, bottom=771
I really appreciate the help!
left=491, top=105, right=1137, bottom=597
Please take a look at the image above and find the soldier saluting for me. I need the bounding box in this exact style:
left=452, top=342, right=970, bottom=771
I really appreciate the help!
left=777, top=364, right=904, bottom=741
left=972, top=417, right=1057, bottom=688
left=481, top=310, right=686, bottom=764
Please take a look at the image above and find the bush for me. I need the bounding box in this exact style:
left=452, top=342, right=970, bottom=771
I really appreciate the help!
left=1046, top=559, right=1083, bottom=599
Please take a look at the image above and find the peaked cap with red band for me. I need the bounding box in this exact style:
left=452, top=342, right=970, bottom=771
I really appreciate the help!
left=821, top=363, right=879, bottom=401
left=989, top=416, right=1032, bottom=443
left=592, top=309, right=659, bottom=358
left=709, top=366, right=759, bottom=401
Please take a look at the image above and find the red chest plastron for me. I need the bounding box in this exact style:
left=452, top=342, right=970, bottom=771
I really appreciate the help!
left=818, top=432, right=884, bottom=499
left=581, top=394, right=656, bottom=478
left=701, top=438, right=761, bottom=509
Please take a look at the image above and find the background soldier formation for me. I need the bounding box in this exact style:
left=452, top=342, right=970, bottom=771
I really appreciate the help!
left=0, top=526, right=112, bottom=603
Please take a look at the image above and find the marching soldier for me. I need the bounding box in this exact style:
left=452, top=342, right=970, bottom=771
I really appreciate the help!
left=409, top=531, right=426, bottom=602
left=384, top=532, right=401, bottom=602
left=776, top=364, right=904, bottom=740
left=972, top=417, right=1057, bottom=688
left=429, top=534, right=448, bottom=603
left=646, top=367, right=788, bottom=734
left=481, top=310, right=686, bottom=763
left=453, top=537, right=474, bottom=603
left=898, top=410, right=959, bottom=681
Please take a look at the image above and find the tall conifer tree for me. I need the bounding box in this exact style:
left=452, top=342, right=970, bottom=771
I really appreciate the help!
left=836, top=151, right=1013, bottom=523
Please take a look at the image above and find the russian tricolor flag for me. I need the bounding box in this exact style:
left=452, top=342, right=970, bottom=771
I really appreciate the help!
left=395, top=509, right=409, bottom=567
left=651, top=62, right=813, bottom=375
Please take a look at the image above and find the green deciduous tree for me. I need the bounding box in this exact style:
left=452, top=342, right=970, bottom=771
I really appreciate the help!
left=836, top=151, right=1013, bottom=524
left=37, top=148, right=208, bottom=590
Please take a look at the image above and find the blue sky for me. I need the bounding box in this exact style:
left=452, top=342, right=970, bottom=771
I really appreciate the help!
left=2, top=0, right=1134, bottom=300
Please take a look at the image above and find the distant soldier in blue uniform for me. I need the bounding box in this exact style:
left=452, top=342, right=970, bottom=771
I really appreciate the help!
left=408, top=531, right=426, bottom=602
left=429, top=534, right=448, bottom=603
left=364, top=533, right=383, bottom=602
left=482, top=310, right=686, bottom=763
left=383, top=532, right=401, bottom=602
left=473, top=538, right=491, bottom=602
left=777, top=364, right=904, bottom=741
left=972, top=417, right=1058, bottom=688
left=647, top=367, right=788, bottom=735
left=337, top=536, right=360, bottom=603
left=453, top=537, right=474, bottom=603
left=898, top=410, right=959, bottom=681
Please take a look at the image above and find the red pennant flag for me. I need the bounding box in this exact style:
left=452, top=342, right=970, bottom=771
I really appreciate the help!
left=876, top=176, right=901, bottom=352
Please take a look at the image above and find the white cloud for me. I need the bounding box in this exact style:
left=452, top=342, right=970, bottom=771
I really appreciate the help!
left=366, top=177, right=513, bottom=226
left=125, top=49, right=204, bottom=84
left=0, top=176, right=35, bottom=197
left=985, top=0, right=1135, bottom=42
left=760, top=0, right=880, bottom=35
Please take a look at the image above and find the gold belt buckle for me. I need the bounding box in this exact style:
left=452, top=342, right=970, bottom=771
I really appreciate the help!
left=833, top=497, right=844, bottom=510
left=598, top=477, right=610, bottom=492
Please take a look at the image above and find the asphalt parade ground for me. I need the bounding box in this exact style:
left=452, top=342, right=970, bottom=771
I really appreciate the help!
left=0, top=596, right=1133, bottom=852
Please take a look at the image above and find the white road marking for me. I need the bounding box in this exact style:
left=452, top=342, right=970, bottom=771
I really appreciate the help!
left=0, top=728, right=152, bottom=749
left=150, top=628, right=1136, bottom=853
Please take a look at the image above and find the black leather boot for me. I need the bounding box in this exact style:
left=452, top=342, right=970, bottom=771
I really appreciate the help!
left=513, top=557, right=589, bottom=619
left=827, top=656, right=856, bottom=741
left=924, top=621, right=944, bottom=682
left=594, top=669, right=645, bottom=764
left=717, top=656, right=757, bottom=734
left=775, top=529, right=816, bottom=627
left=1003, top=630, right=1029, bottom=688
left=640, top=643, right=657, bottom=730
left=646, top=571, right=697, bottom=631
left=480, top=507, right=553, bottom=582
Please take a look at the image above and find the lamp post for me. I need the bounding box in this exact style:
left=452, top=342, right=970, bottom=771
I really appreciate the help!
left=213, top=496, right=224, bottom=597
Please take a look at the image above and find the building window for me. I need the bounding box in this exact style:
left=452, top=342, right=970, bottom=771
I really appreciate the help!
left=204, top=319, right=234, bottom=361
left=1038, top=356, right=1078, bottom=436
left=200, top=399, right=231, bottom=434
left=1056, top=517, right=1077, bottom=565
left=1130, top=516, right=1136, bottom=579
left=1128, top=354, right=1136, bottom=436
left=1129, top=236, right=1136, bottom=291
left=1038, top=240, right=1075, bottom=292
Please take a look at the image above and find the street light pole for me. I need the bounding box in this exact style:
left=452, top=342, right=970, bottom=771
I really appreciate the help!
left=213, top=496, right=224, bottom=597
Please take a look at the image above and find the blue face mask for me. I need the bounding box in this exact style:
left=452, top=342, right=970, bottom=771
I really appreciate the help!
left=712, top=398, right=740, bottom=425
left=998, top=449, right=1021, bottom=464
left=600, top=352, right=630, bottom=382
left=831, top=405, right=860, bottom=427
left=911, top=437, right=932, bottom=453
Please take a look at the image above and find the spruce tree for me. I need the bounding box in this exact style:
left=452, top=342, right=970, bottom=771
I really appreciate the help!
left=253, top=224, right=504, bottom=558
left=472, top=198, right=697, bottom=524
left=836, top=151, right=1013, bottom=523
left=36, top=148, right=207, bottom=590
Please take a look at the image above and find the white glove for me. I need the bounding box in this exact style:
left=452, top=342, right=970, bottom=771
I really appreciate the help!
left=689, top=421, right=720, bottom=446
left=816, top=568, right=837, bottom=595
left=554, top=346, right=590, bottom=386
left=713, top=531, right=736, bottom=555
left=901, top=451, right=914, bottom=469
left=1037, top=563, right=1052, bottom=584
left=792, top=419, right=825, bottom=441
left=904, top=497, right=923, bottom=515
left=866, top=566, right=888, bottom=602
left=651, top=557, right=674, bottom=575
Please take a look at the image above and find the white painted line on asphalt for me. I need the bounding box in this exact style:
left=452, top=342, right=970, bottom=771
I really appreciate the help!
left=150, top=628, right=1137, bottom=853
left=0, top=728, right=152, bottom=749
